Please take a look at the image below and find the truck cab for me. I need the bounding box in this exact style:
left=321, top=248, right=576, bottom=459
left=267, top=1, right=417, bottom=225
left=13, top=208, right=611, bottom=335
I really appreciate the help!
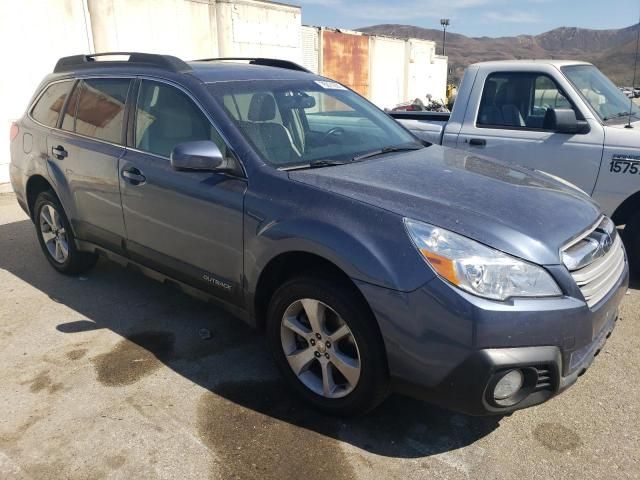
left=393, top=60, right=640, bottom=269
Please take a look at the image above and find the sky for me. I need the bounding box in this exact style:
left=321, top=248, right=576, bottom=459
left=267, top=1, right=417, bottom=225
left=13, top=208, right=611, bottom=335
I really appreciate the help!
left=290, top=0, right=640, bottom=38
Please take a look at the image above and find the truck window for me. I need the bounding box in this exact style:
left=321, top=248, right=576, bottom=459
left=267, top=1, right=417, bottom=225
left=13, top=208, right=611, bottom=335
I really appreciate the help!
left=562, top=64, right=640, bottom=122
left=477, top=73, right=578, bottom=130
left=527, top=75, right=573, bottom=128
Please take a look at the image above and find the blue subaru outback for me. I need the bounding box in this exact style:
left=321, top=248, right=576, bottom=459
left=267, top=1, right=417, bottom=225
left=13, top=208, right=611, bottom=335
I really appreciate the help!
left=9, top=53, right=628, bottom=415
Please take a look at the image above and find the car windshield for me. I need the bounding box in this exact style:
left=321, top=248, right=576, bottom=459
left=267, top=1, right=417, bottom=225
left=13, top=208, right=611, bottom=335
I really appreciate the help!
left=207, top=79, right=423, bottom=169
left=562, top=64, right=640, bottom=122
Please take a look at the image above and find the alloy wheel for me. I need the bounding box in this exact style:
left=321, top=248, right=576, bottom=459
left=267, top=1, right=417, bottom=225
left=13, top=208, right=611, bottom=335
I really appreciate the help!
left=39, top=204, right=69, bottom=264
left=280, top=298, right=361, bottom=398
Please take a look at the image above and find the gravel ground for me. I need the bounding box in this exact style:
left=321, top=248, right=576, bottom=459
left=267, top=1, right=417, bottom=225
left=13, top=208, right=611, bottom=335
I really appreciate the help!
left=0, top=192, right=638, bottom=480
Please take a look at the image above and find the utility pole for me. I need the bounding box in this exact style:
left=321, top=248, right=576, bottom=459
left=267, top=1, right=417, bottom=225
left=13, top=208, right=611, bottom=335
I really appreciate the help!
left=440, top=19, right=450, bottom=56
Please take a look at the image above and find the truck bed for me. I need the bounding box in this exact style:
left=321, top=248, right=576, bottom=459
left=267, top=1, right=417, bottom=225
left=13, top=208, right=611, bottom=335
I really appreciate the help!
left=388, top=111, right=450, bottom=144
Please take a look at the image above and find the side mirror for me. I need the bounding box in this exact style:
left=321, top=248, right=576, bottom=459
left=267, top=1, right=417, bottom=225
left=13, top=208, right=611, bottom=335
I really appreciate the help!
left=170, top=141, right=228, bottom=172
left=543, top=108, right=590, bottom=134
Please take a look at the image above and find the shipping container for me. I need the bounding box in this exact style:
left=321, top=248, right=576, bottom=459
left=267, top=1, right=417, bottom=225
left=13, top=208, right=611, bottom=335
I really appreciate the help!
left=321, top=29, right=369, bottom=97
left=429, top=56, right=449, bottom=103
left=369, top=36, right=407, bottom=110
left=406, top=39, right=448, bottom=105
left=216, top=0, right=302, bottom=63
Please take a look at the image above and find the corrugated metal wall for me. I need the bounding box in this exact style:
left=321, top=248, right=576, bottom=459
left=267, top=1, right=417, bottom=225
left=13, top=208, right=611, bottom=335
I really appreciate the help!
left=300, top=26, right=320, bottom=74
left=308, top=29, right=447, bottom=110
left=321, top=30, right=370, bottom=97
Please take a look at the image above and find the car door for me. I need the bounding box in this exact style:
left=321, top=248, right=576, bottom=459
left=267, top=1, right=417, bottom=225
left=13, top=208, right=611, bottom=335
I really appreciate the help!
left=456, top=71, right=604, bottom=194
left=46, top=77, right=131, bottom=252
left=119, top=78, right=246, bottom=303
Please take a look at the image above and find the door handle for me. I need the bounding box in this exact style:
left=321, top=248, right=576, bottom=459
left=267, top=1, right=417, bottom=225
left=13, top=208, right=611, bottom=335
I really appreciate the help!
left=469, top=138, right=486, bottom=147
left=51, top=145, right=68, bottom=160
left=122, top=167, right=146, bottom=185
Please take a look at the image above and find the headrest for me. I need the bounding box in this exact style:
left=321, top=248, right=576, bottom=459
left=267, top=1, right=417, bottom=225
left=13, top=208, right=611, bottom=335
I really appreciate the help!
left=248, top=93, right=276, bottom=121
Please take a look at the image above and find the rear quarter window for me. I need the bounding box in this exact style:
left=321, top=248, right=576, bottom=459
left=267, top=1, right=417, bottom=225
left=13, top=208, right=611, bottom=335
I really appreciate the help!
left=31, top=81, right=74, bottom=127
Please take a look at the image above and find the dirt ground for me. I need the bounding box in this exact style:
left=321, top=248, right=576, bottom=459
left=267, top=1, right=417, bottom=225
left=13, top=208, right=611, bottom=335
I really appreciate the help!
left=0, top=192, right=638, bottom=479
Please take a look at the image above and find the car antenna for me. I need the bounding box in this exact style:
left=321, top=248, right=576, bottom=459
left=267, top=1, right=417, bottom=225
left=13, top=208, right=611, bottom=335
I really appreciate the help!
left=627, top=13, right=640, bottom=129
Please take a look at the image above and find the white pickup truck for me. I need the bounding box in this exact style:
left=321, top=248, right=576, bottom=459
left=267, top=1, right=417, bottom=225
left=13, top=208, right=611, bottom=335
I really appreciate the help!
left=391, top=60, right=640, bottom=269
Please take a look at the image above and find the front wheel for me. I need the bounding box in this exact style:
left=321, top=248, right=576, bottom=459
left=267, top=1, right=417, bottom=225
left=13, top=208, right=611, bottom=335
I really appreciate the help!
left=34, top=191, right=98, bottom=275
left=266, top=275, right=389, bottom=416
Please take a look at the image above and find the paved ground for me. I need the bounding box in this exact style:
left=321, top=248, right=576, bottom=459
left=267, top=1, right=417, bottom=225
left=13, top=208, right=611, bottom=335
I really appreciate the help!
left=0, top=192, right=638, bottom=480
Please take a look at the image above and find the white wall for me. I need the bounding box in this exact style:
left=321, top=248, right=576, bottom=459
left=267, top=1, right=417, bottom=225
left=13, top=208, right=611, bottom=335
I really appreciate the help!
left=0, top=0, right=304, bottom=184
left=0, top=2, right=446, bottom=184
left=216, top=0, right=302, bottom=62
left=0, top=0, right=93, bottom=183
left=88, top=0, right=218, bottom=59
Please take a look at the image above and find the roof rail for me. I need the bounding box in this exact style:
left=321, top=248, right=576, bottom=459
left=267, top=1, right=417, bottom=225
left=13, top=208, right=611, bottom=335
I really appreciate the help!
left=193, top=57, right=312, bottom=73
left=53, top=52, right=192, bottom=74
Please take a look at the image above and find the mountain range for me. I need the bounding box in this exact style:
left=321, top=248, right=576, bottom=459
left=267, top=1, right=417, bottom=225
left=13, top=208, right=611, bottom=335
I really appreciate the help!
left=358, top=24, right=640, bottom=86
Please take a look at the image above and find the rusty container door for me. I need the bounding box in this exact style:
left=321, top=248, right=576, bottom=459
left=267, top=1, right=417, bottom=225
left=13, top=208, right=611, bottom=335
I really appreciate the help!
left=321, top=30, right=369, bottom=97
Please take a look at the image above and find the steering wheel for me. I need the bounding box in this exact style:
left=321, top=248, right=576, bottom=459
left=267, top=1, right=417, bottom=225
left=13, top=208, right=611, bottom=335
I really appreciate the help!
left=320, top=127, right=345, bottom=143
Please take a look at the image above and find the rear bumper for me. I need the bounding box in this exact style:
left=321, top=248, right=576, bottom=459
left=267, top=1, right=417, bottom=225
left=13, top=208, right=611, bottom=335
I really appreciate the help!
left=355, top=259, right=628, bottom=416
left=9, top=163, right=29, bottom=216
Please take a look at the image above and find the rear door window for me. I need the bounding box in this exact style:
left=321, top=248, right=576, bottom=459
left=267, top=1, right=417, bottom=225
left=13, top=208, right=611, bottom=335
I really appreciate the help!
left=31, top=81, right=74, bottom=127
left=61, top=82, right=81, bottom=131
left=72, top=78, right=131, bottom=144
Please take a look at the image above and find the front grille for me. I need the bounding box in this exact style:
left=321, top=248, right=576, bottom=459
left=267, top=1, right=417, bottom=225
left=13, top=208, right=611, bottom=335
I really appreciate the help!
left=563, top=217, right=626, bottom=308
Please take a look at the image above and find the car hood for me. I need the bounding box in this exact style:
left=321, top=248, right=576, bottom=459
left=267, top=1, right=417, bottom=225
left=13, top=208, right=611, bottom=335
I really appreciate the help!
left=289, top=146, right=601, bottom=265
left=604, top=120, right=640, bottom=148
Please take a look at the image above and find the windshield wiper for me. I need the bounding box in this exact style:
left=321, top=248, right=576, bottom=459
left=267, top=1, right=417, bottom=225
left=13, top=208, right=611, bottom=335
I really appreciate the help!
left=281, top=159, right=351, bottom=171
left=352, top=145, right=424, bottom=162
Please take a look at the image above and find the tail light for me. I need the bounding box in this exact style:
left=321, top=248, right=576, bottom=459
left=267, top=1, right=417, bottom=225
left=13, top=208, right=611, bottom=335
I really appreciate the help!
left=10, top=122, right=19, bottom=142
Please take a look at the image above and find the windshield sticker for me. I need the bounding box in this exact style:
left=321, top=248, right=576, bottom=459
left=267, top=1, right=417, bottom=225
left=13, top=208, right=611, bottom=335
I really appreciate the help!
left=314, top=80, right=347, bottom=90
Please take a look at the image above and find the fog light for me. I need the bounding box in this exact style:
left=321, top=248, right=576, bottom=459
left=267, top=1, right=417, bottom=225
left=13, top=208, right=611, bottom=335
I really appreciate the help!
left=493, top=369, right=524, bottom=400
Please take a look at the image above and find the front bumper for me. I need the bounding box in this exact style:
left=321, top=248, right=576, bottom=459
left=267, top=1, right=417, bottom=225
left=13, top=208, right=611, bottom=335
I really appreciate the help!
left=355, top=259, right=628, bottom=416
left=393, top=312, right=617, bottom=415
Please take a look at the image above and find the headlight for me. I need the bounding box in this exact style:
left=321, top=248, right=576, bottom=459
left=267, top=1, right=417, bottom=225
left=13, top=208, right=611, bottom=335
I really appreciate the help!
left=404, top=218, right=562, bottom=301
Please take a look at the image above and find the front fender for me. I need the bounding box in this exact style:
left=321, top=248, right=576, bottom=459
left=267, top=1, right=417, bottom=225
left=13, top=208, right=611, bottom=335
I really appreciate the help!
left=244, top=203, right=435, bottom=299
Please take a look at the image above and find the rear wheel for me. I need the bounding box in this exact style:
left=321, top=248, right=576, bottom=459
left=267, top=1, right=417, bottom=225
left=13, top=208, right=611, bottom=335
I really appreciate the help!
left=34, top=191, right=98, bottom=275
left=266, top=275, right=389, bottom=416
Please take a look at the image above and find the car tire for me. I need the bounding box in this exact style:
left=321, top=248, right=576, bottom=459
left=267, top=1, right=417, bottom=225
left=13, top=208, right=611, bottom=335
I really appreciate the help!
left=623, top=212, right=640, bottom=276
left=33, top=191, right=98, bottom=275
left=266, top=275, right=389, bottom=416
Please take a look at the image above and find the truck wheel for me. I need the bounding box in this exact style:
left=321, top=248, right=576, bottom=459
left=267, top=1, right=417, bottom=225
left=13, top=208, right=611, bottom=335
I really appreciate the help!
left=34, top=191, right=98, bottom=275
left=266, top=275, right=389, bottom=416
left=623, top=211, right=640, bottom=276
